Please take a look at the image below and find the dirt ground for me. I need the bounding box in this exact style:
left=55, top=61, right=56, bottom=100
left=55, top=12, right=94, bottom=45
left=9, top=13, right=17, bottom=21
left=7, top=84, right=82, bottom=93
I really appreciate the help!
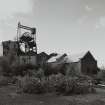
left=0, top=85, right=105, bottom=105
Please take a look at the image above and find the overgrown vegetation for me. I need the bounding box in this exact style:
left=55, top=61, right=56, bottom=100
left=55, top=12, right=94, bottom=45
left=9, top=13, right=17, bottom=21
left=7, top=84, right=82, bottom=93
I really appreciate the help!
left=16, top=73, right=95, bottom=95
left=0, top=54, right=96, bottom=95
left=97, top=69, right=105, bottom=81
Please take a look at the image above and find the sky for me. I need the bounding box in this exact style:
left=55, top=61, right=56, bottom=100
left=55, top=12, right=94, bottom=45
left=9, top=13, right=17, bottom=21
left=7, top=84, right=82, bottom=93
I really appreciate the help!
left=0, top=0, right=105, bottom=67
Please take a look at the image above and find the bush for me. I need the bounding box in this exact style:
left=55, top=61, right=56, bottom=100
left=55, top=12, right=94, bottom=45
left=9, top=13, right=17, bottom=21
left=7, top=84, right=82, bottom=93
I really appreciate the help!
left=16, top=76, right=47, bottom=94
left=55, top=77, right=78, bottom=95
left=73, top=76, right=96, bottom=94
left=12, top=64, right=38, bottom=76
left=0, top=76, right=15, bottom=86
left=66, top=65, right=78, bottom=77
left=54, top=75, right=95, bottom=95
left=0, top=57, right=12, bottom=76
left=34, top=68, right=45, bottom=80
left=16, top=74, right=95, bottom=95
left=97, top=70, right=105, bottom=81
left=48, top=73, right=65, bottom=92
left=46, top=74, right=94, bottom=95
left=16, top=74, right=65, bottom=94
left=73, top=83, right=89, bottom=94
left=0, top=76, right=9, bottom=86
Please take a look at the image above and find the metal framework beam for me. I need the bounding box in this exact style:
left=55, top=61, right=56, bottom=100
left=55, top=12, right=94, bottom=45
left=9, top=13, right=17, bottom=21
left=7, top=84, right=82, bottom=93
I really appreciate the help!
left=18, top=22, right=36, bottom=34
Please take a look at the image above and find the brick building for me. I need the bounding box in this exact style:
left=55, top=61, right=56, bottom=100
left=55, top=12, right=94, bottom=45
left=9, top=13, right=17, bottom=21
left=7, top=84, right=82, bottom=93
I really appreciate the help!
left=2, top=40, right=37, bottom=65
left=67, top=51, right=99, bottom=75
left=47, top=51, right=99, bottom=75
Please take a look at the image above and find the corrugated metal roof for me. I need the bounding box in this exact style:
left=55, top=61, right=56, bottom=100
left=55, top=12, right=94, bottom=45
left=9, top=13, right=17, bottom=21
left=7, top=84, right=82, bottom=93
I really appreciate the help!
left=47, top=51, right=88, bottom=63
left=48, top=54, right=63, bottom=63
left=66, top=52, right=87, bottom=63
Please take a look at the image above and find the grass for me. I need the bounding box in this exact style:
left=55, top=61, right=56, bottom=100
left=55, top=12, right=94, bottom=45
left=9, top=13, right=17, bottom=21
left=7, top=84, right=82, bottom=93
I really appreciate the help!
left=0, top=85, right=105, bottom=105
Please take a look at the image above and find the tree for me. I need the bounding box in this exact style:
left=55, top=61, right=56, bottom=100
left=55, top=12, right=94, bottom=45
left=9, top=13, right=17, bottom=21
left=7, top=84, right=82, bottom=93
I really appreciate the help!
left=66, top=65, right=78, bottom=77
left=97, top=69, right=105, bottom=81
left=35, top=68, right=44, bottom=80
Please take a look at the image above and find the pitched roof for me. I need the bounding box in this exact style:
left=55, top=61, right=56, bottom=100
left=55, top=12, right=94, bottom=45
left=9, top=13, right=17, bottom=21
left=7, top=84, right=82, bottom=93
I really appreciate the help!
left=47, top=51, right=92, bottom=63
left=47, top=54, right=64, bottom=63
left=66, top=51, right=89, bottom=63
left=47, top=54, right=67, bottom=63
